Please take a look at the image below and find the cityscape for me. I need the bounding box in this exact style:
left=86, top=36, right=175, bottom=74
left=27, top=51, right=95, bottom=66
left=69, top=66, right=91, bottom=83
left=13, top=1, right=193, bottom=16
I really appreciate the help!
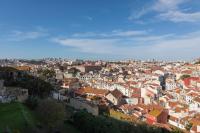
left=0, top=58, right=200, bottom=132
left=1, top=0, right=200, bottom=133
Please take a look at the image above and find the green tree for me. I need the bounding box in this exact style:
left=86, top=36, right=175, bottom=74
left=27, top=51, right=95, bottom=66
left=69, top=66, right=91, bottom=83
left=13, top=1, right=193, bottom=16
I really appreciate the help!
left=72, top=111, right=170, bottom=133
left=38, top=69, right=55, bottom=80
left=1, top=67, right=53, bottom=98
left=180, top=74, right=190, bottom=80
left=185, top=122, right=193, bottom=131
left=171, top=128, right=183, bottom=133
left=36, top=99, right=65, bottom=130
left=25, top=96, right=39, bottom=110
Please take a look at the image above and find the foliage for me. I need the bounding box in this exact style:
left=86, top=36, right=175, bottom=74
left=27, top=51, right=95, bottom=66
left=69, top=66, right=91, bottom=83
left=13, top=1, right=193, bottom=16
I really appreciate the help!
left=171, top=128, right=183, bottom=133
left=195, top=61, right=200, bottom=64
left=72, top=111, right=170, bottom=133
left=185, top=122, right=193, bottom=131
left=25, top=96, right=39, bottom=110
left=0, top=102, right=37, bottom=132
left=0, top=102, right=81, bottom=133
left=180, top=74, right=190, bottom=80
left=18, top=59, right=46, bottom=65
left=0, top=66, right=18, bottom=72
left=37, top=69, right=55, bottom=79
left=36, top=99, right=65, bottom=129
left=0, top=67, right=53, bottom=98
left=6, top=74, right=53, bottom=97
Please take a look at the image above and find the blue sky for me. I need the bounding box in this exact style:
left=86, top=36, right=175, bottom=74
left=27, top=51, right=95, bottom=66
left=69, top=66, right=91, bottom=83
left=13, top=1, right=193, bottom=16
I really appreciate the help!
left=0, top=0, right=200, bottom=60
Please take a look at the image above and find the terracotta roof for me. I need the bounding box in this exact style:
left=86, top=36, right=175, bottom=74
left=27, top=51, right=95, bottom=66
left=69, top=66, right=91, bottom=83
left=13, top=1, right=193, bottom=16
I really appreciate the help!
left=194, top=97, right=200, bottom=103
left=110, top=89, right=123, bottom=99
left=187, top=91, right=199, bottom=97
left=131, top=93, right=141, bottom=98
left=190, top=118, right=200, bottom=126
left=148, top=109, right=163, bottom=117
left=168, top=101, right=178, bottom=108
left=75, top=87, right=108, bottom=96
left=15, top=66, right=31, bottom=71
left=120, top=104, right=137, bottom=110
left=181, top=70, right=192, bottom=74
left=191, top=125, right=198, bottom=132
left=183, top=77, right=200, bottom=87
left=174, top=88, right=181, bottom=94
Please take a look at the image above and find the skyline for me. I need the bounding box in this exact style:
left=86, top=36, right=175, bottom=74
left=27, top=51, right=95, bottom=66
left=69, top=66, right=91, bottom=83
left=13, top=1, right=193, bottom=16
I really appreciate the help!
left=0, top=0, right=200, bottom=60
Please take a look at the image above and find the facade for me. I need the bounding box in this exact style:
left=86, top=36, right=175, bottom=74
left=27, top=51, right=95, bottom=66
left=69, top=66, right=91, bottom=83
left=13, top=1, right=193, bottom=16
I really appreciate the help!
left=165, top=78, right=177, bottom=90
left=74, top=65, right=102, bottom=73
left=106, top=89, right=123, bottom=105
left=146, top=109, right=168, bottom=125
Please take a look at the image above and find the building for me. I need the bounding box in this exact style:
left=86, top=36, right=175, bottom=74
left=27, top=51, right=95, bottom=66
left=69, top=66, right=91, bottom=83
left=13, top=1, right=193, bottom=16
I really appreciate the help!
left=106, top=89, right=124, bottom=105
left=74, top=65, right=102, bottom=73
left=146, top=108, right=168, bottom=125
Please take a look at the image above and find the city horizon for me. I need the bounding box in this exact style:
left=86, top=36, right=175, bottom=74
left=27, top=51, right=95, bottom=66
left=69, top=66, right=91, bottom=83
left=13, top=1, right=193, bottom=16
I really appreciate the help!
left=1, top=1, right=200, bottom=132
left=0, top=0, right=200, bottom=60
left=0, top=57, right=200, bottom=62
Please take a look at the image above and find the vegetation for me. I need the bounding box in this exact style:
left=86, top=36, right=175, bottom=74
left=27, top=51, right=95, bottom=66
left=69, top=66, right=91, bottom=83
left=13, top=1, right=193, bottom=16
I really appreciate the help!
left=37, top=69, right=56, bottom=79
left=0, top=101, right=81, bottom=133
left=4, top=74, right=53, bottom=97
left=25, top=96, right=39, bottom=110
left=0, top=66, right=19, bottom=72
left=185, top=122, right=193, bottom=131
left=0, top=67, right=53, bottom=98
left=0, top=66, right=184, bottom=133
left=195, top=61, right=200, bottom=64
left=1, top=102, right=181, bottom=133
left=180, top=74, right=190, bottom=80
left=0, top=102, right=37, bottom=132
left=72, top=111, right=170, bottom=133
left=36, top=99, right=65, bottom=130
left=18, top=59, right=46, bottom=65
left=171, top=128, right=183, bottom=133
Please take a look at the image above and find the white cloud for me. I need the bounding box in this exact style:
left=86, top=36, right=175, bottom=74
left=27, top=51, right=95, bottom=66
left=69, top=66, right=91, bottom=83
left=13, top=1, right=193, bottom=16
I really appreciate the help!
left=159, top=10, right=200, bottom=22
left=128, top=7, right=151, bottom=20
left=153, top=0, right=186, bottom=12
left=53, top=31, right=200, bottom=60
left=72, top=30, right=148, bottom=38
left=72, top=32, right=98, bottom=38
left=7, top=28, right=48, bottom=41
left=112, top=30, right=147, bottom=36
left=53, top=38, right=119, bottom=54
left=130, top=0, right=200, bottom=23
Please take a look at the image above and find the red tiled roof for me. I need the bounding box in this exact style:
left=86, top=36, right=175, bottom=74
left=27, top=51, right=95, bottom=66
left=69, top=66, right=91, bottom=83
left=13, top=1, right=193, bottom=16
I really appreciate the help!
left=75, top=87, right=108, bottom=96
left=110, top=89, right=123, bottom=99
left=181, top=70, right=192, bottom=74
left=15, top=66, right=31, bottom=71
left=183, top=77, right=200, bottom=87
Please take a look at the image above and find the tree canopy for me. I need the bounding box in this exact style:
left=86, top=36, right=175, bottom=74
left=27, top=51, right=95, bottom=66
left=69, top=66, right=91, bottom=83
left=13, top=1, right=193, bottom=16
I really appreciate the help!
left=180, top=74, right=191, bottom=80
left=72, top=111, right=171, bottom=133
left=0, top=67, right=53, bottom=97
left=36, top=99, right=65, bottom=129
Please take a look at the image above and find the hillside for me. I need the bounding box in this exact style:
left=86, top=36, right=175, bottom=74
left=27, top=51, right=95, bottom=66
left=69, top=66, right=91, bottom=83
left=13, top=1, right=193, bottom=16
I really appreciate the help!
left=0, top=102, right=37, bottom=132
left=0, top=102, right=81, bottom=133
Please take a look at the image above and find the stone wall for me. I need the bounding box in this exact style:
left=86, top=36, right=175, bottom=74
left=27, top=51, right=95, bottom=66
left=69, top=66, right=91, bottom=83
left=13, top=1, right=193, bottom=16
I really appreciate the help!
left=68, top=98, right=99, bottom=116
